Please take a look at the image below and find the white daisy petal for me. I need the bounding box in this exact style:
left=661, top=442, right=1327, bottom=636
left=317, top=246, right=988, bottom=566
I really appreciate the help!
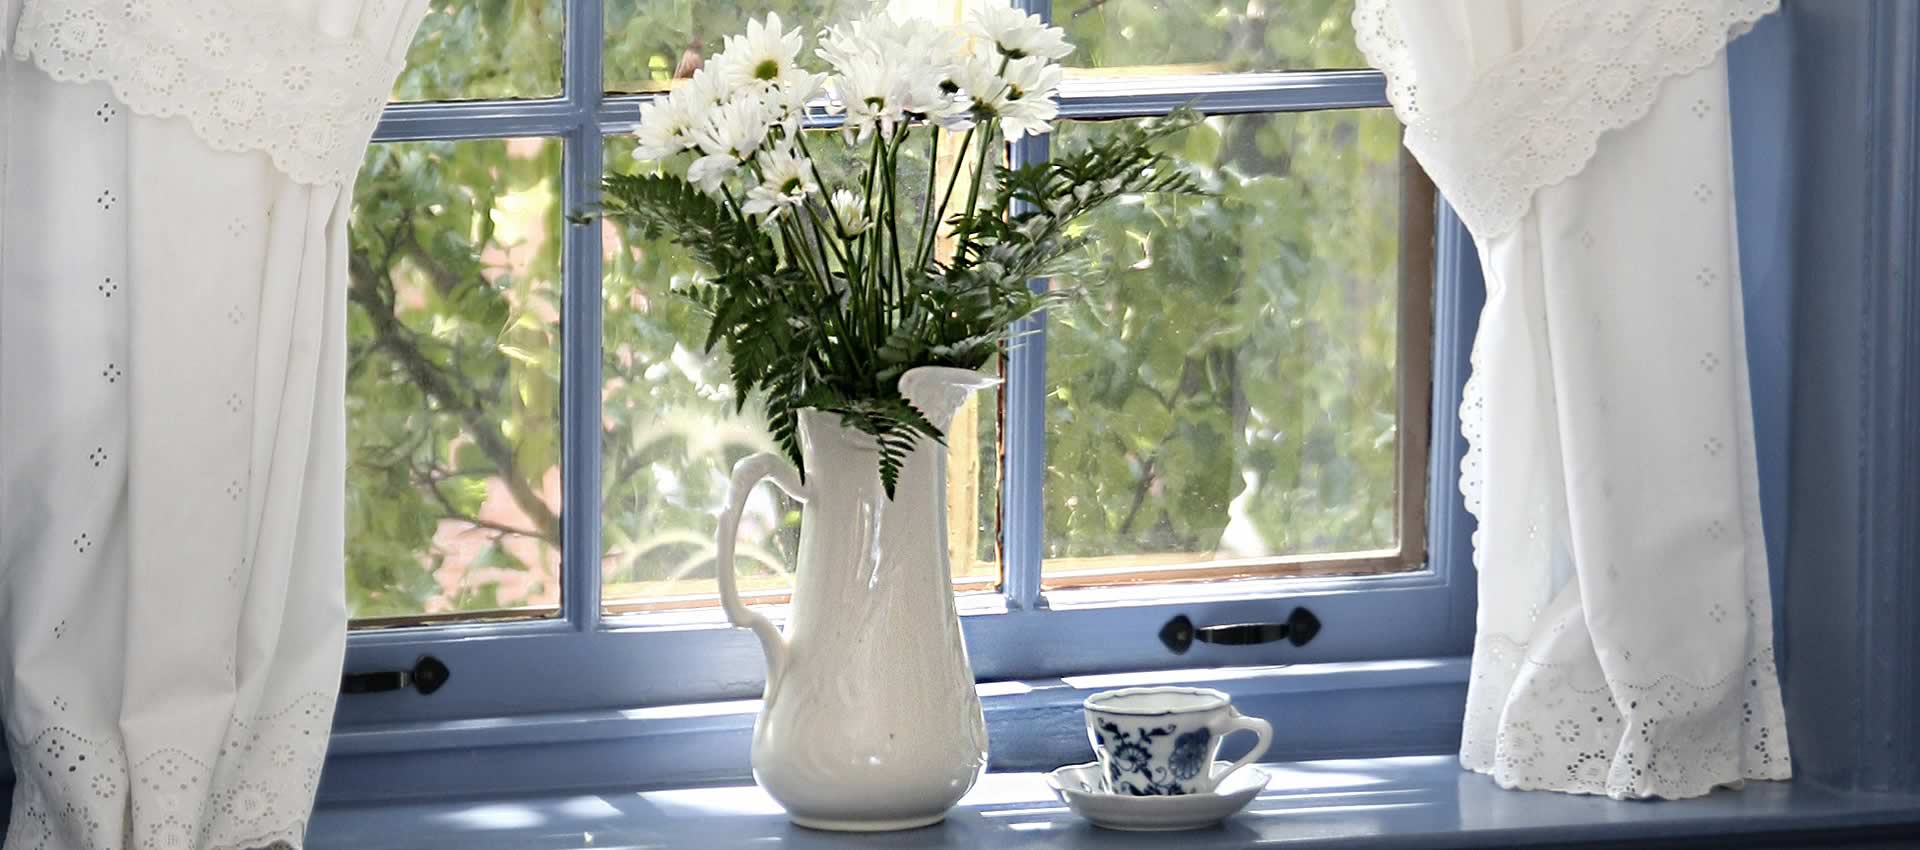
left=633, top=96, right=695, bottom=161
left=691, top=95, right=773, bottom=162
left=718, top=12, right=807, bottom=90
left=688, top=154, right=740, bottom=194
left=743, top=144, right=819, bottom=223
left=968, top=0, right=1073, bottom=61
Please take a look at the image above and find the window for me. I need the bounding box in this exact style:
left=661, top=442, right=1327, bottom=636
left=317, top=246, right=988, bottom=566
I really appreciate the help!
left=340, top=0, right=1470, bottom=726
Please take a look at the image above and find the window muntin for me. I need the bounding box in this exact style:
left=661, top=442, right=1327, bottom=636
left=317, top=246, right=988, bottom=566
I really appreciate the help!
left=349, top=0, right=1431, bottom=631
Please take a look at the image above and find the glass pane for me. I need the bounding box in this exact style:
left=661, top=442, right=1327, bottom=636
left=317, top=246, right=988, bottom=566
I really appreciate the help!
left=600, top=134, right=998, bottom=611
left=1041, top=109, right=1404, bottom=583
left=1060, top=0, right=1364, bottom=75
left=347, top=138, right=564, bottom=622
left=604, top=0, right=870, bottom=93
left=393, top=0, right=565, bottom=102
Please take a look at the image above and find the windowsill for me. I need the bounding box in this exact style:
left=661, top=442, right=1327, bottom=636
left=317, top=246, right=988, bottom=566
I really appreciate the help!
left=309, top=660, right=1920, bottom=848
left=320, top=658, right=1474, bottom=803
left=305, top=755, right=1920, bottom=850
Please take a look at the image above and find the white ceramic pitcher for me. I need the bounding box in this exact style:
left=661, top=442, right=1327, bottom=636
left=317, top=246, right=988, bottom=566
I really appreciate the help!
left=714, top=366, right=999, bottom=831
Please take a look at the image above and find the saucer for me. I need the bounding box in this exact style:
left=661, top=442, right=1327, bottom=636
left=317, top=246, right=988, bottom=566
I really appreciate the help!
left=1046, top=761, right=1268, bottom=831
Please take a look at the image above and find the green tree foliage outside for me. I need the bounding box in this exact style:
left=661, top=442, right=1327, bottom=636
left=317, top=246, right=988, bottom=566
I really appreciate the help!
left=1044, top=111, right=1401, bottom=571
left=344, top=0, right=1402, bottom=618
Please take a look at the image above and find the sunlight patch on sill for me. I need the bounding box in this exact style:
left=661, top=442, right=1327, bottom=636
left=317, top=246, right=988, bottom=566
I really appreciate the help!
left=555, top=796, right=626, bottom=820
left=436, top=802, right=547, bottom=830
left=637, top=787, right=790, bottom=818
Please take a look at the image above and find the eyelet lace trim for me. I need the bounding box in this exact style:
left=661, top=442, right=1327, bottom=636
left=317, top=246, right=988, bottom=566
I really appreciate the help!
left=1462, top=634, right=1791, bottom=800
left=1457, top=335, right=1488, bottom=568
left=5, top=692, right=334, bottom=850
left=10, top=0, right=414, bottom=186
left=1352, top=0, right=1778, bottom=238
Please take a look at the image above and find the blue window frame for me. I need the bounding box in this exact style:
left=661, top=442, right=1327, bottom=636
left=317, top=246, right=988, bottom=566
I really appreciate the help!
left=336, top=0, right=1480, bottom=728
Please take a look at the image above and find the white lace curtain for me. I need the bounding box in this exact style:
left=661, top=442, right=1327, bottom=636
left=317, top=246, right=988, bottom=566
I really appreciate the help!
left=1353, top=0, right=1791, bottom=798
left=1, top=1, right=425, bottom=848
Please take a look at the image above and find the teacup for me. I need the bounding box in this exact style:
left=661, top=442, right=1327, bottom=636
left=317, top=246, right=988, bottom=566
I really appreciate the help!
left=1084, top=686, right=1272, bottom=796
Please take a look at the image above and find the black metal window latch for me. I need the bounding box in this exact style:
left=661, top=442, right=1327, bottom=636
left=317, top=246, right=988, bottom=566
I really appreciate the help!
left=1159, top=607, right=1321, bottom=655
left=341, top=655, right=451, bottom=696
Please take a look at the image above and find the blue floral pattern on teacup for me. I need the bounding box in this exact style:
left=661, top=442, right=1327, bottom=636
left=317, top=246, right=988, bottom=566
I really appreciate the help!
left=1169, top=728, right=1211, bottom=780
left=1094, top=720, right=1212, bottom=795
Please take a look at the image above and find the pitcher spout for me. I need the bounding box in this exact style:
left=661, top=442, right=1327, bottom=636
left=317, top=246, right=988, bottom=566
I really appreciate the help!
left=897, top=367, right=1001, bottom=432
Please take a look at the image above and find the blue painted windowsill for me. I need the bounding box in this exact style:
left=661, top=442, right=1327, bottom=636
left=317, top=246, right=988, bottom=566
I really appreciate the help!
left=306, top=755, right=1920, bottom=850
left=308, top=659, right=1920, bottom=849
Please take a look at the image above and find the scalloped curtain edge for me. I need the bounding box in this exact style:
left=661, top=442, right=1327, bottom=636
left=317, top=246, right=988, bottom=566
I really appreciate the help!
left=9, top=0, right=423, bottom=186
left=1353, top=0, right=1779, bottom=240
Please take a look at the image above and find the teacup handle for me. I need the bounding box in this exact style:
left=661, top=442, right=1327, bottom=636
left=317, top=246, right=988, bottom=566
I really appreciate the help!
left=1211, top=708, right=1273, bottom=784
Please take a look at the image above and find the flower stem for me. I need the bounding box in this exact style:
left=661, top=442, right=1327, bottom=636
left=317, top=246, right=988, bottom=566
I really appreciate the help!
left=884, top=126, right=907, bottom=316
left=791, top=134, right=852, bottom=275
left=921, top=126, right=975, bottom=270
left=916, top=128, right=940, bottom=273
left=958, top=118, right=999, bottom=262
left=860, top=133, right=886, bottom=348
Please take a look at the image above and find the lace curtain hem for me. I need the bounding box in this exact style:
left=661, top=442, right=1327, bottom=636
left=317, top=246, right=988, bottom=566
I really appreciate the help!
left=1461, top=634, right=1791, bottom=800
left=1457, top=336, right=1487, bottom=568
left=1352, top=0, right=1778, bottom=238
left=4, top=692, right=334, bottom=850
left=10, top=0, right=412, bottom=186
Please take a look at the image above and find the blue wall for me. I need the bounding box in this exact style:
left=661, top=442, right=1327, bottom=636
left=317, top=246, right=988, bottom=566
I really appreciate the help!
left=1728, top=12, right=1797, bottom=631
left=1775, top=0, right=1920, bottom=793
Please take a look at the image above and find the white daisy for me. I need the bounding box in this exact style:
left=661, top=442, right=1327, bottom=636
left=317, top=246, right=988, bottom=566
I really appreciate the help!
left=827, top=189, right=869, bottom=237
left=716, top=12, right=806, bottom=90
left=632, top=95, right=696, bottom=161
left=820, top=10, right=970, bottom=126
left=677, top=65, right=734, bottom=111
left=685, top=95, right=772, bottom=193
left=691, top=95, right=772, bottom=161
left=827, top=52, right=908, bottom=142
left=969, top=0, right=1073, bottom=61
left=760, top=67, right=828, bottom=134
left=815, top=15, right=876, bottom=72
left=995, top=56, right=1063, bottom=139
left=741, top=145, right=818, bottom=221
left=954, top=46, right=1012, bottom=120
left=898, top=33, right=971, bottom=125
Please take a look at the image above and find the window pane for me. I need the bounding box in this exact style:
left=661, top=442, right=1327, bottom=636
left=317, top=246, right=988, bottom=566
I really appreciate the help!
left=1042, top=110, right=1405, bottom=583
left=393, top=0, right=565, bottom=102
left=1060, top=0, right=1364, bottom=75
left=600, top=134, right=998, bottom=611
left=347, top=138, right=564, bottom=623
left=604, top=0, right=868, bottom=93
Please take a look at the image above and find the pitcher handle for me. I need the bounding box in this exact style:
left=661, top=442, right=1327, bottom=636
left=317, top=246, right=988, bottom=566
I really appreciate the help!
left=716, top=452, right=810, bottom=690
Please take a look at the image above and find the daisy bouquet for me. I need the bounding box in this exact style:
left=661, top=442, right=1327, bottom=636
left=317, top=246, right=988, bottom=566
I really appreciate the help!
left=601, top=0, right=1198, bottom=494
